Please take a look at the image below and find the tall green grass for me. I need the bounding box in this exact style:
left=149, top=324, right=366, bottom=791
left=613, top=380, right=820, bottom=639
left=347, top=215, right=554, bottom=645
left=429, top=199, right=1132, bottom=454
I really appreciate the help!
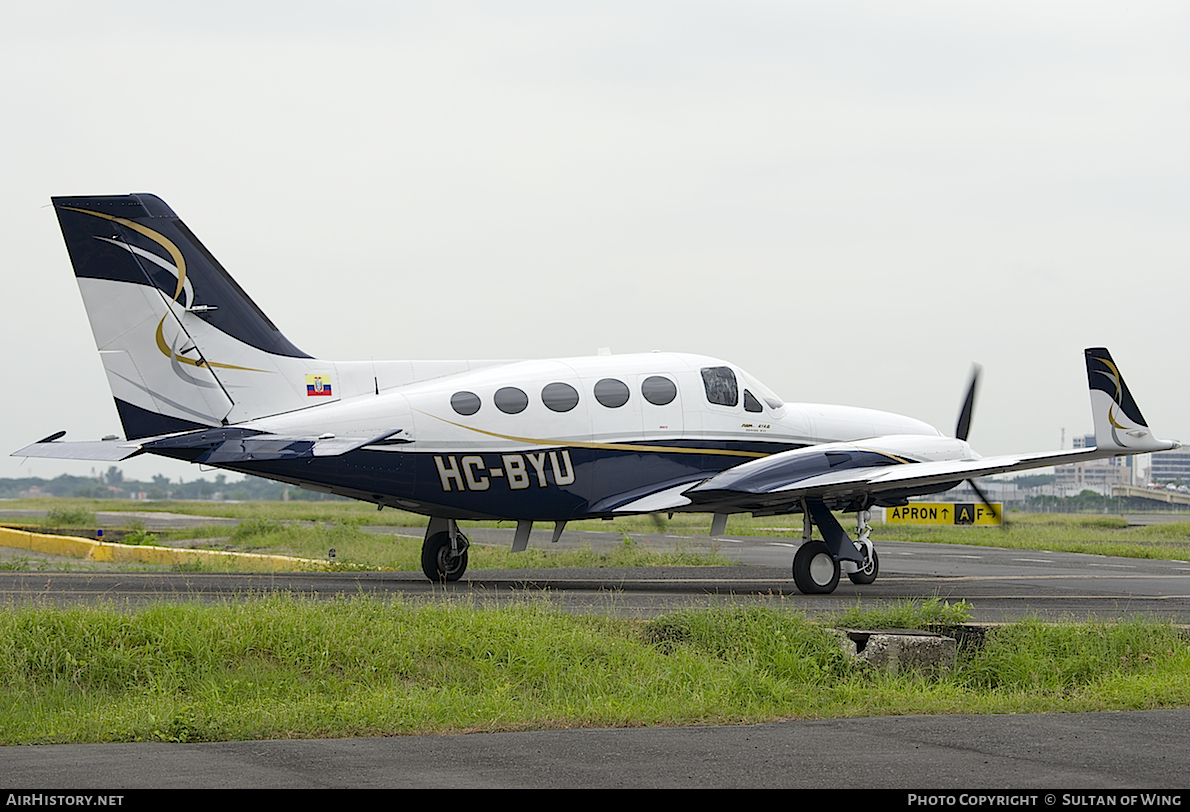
left=40, top=507, right=96, bottom=527
left=0, top=597, right=1185, bottom=744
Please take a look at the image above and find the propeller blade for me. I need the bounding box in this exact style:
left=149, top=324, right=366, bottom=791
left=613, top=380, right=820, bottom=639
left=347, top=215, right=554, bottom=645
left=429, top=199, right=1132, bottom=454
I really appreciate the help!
left=955, top=364, right=981, bottom=442
left=967, top=478, right=1006, bottom=530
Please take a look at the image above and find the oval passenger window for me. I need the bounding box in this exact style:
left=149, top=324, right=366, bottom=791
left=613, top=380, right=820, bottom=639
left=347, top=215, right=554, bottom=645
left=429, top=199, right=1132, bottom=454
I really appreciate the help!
left=494, top=386, right=529, bottom=414
left=641, top=376, right=677, bottom=406
left=451, top=391, right=481, bottom=416
left=593, top=378, right=630, bottom=408
left=542, top=382, right=580, bottom=413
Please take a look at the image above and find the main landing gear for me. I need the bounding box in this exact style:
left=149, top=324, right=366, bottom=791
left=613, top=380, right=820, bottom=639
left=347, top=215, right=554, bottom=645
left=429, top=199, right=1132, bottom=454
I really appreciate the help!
left=792, top=540, right=839, bottom=594
left=421, top=518, right=470, bottom=582
left=791, top=502, right=879, bottom=595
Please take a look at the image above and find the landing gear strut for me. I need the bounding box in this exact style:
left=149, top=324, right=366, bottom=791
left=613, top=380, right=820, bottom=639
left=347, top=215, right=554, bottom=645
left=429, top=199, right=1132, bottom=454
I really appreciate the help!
left=421, top=518, right=469, bottom=582
left=791, top=501, right=879, bottom=594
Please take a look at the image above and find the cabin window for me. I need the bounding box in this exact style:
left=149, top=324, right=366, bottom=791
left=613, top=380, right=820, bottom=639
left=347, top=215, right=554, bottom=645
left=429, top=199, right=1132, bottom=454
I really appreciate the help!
left=451, top=391, right=481, bottom=416
left=641, top=375, right=677, bottom=406
left=542, top=382, right=580, bottom=413
left=700, top=366, right=738, bottom=407
left=494, top=386, right=529, bottom=414
left=743, top=389, right=763, bottom=413
left=594, top=378, right=630, bottom=408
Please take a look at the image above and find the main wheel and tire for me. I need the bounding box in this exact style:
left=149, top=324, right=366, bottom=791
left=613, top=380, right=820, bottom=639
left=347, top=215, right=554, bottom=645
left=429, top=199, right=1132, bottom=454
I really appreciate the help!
left=848, top=546, right=879, bottom=585
left=421, top=531, right=469, bottom=582
left=792, top=540, right=840, bottom=594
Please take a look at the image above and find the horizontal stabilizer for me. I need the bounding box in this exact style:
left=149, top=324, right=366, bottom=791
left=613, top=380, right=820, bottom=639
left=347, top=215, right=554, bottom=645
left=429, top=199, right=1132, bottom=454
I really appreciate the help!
left=141, top=428, right=405, bottom=464
left=13, top=427, right=404, bottom=465
left=12, top=438, right=143, bottom=461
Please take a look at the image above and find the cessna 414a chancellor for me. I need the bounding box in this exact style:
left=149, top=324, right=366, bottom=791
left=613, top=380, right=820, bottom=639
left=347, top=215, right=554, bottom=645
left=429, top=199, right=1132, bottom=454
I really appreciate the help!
left=14, top=194, right=1180, bottom=593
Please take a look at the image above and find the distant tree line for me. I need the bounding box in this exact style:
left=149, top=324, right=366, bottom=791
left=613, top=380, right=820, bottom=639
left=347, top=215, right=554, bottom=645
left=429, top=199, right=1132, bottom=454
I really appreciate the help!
left=1, top=467, right=345, bottom=502
left=1027, top=489, right=1188, bottom=513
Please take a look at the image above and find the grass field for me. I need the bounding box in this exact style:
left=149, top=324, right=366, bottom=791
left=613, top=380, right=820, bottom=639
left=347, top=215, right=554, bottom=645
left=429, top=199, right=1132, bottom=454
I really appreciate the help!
left=1, top=595, right=1187, bottom=745
left=869, top=513, right=1190, bottom=560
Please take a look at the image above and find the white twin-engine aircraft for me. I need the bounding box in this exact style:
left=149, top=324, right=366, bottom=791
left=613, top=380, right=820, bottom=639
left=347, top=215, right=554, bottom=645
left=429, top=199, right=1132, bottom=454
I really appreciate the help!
left=16, top=194, right=1180, bottom=593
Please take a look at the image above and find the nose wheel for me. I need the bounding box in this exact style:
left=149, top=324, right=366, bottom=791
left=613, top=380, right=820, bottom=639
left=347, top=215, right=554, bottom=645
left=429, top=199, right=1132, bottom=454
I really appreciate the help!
left=848, top=540, right=879, bottom=585
left=848, top=511, right=879, bottom=585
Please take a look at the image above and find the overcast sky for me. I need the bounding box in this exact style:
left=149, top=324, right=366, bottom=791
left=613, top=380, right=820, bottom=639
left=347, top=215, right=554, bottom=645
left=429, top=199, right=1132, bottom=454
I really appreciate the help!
left=2, top=1, right=1187, bottom=485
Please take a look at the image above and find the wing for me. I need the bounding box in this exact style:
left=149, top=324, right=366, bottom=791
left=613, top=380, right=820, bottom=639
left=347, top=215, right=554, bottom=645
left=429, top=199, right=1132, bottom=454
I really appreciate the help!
left=682, top=444, right=1113, bottom=515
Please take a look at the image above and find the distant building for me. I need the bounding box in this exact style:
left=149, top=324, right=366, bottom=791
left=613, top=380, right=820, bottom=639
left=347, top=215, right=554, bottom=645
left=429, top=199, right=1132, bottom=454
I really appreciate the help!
left=1150, top=446, right=1190, bottom=485
left=1053, top=434, right=1134, bottom=495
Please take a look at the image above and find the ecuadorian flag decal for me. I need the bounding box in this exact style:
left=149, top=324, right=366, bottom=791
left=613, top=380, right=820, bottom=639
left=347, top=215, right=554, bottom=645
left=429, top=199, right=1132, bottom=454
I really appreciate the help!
left=306, top=374, right=332, bottom=397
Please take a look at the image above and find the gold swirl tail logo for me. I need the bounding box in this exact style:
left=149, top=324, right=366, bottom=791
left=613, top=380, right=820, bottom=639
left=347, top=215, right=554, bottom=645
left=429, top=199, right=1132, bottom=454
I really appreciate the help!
left=64, top=206, right=268, bottom=377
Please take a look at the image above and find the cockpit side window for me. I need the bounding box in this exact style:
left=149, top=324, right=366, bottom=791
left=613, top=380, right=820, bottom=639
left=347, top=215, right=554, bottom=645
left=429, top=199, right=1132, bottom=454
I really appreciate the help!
left=743, top=389, right=763, bottom=413
left=700, top=366, right=738, bottom=407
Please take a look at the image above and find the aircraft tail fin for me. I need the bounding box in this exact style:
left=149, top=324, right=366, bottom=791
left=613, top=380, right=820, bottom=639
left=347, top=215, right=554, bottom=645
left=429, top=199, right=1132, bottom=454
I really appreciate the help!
left=52, top=194, right=333, bottom=439
left=1085, top=347, right=1178, bottom=453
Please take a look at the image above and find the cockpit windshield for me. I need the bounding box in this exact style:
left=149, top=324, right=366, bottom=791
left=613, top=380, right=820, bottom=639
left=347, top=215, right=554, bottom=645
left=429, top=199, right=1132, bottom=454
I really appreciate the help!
left=740, top=369, right=786, bottom=416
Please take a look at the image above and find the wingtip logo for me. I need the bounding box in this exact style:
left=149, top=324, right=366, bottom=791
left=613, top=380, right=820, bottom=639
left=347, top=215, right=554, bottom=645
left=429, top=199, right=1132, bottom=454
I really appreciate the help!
left=306, top=374, right=333, bottom=397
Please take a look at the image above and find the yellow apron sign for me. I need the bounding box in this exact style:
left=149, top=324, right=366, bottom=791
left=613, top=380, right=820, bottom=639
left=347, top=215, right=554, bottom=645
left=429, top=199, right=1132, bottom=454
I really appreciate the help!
left=885, top=502, right=1002, bottom=526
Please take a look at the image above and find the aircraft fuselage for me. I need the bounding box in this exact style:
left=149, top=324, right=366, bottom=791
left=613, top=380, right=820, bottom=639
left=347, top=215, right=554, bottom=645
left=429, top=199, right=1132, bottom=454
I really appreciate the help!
left=219, top=352, right=943, bottom=521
